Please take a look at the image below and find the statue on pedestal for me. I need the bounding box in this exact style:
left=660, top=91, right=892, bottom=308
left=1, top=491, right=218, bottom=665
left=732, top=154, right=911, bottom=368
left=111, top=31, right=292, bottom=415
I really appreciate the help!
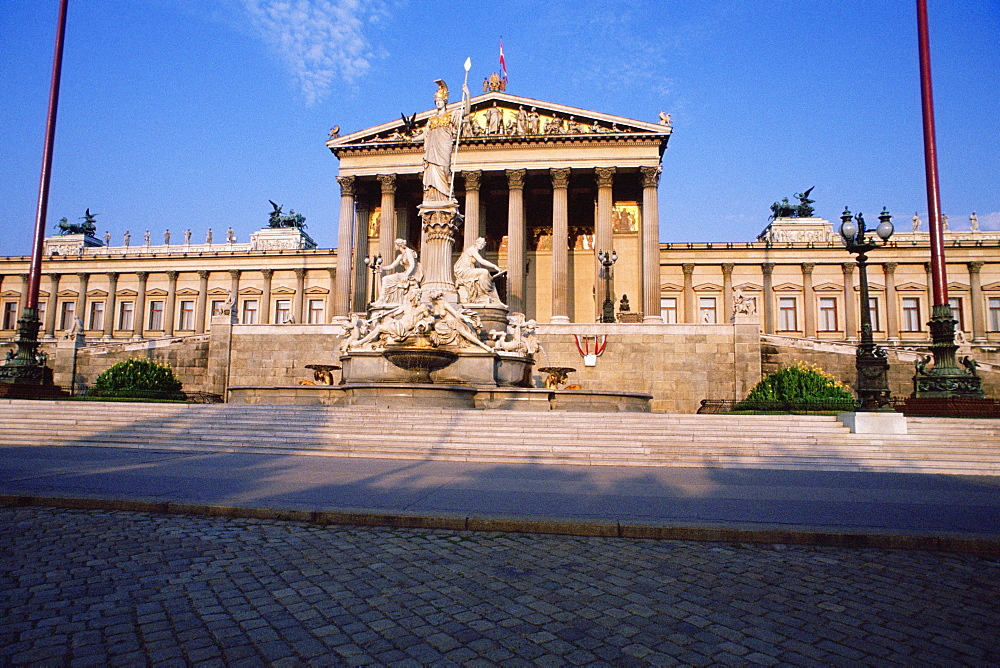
left=454, top=237, right=504, bottom=305
left=419, top=79, right=469, bottom=205
left=372, top=239, right=423, bottom=308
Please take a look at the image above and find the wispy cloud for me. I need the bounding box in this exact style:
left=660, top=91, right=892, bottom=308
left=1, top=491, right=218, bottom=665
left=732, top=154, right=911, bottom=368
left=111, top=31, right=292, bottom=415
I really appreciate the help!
left=241, top=0, right=387, bottom=105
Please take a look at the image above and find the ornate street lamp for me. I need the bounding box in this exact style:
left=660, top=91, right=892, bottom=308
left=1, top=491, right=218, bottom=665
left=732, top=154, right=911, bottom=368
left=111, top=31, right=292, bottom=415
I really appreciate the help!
left=598, top=249, right=617, bottom=323
left=362, top=254, right=382, bottom=307
left=839, top=208, right=895, bottom=411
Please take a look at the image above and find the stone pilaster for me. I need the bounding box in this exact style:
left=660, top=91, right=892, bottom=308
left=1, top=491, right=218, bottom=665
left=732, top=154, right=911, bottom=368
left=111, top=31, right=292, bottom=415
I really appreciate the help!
left=43, top=274, right=59, bottom=338
left=640, top=165, right=662, bottom=323
left=327, top=268, right=337, bottom=322
left=377, top=174, right=397, bottom=261
left=228, top=270, right=240, bottom=322
left=333, top=175, right=355, bottom=320
left=801, top=263, right=815, bottom=338
left=104, top=272, right=118, bottom=339
left=883, top=262, right=899, bottom=340
left=968, top=261, right=985, bottom=341
left=195, top=270, right=209, bottom=334
left=721, top=263, right=734, bottom=323
left=17, top=274, right=28, bottom=313
left=682, top=263, right=696, bottom=323
left=761, top=263, right=775, bottom=334
left=76, top=273, right=89, bottom=332
left=462, top=170, right=483, bottom=244
left=260, top=269, right=273, bottom=324
left=134, top=271, right=148, bottom=340
left=506, top=169, right=527, bottom=313
left=164, top=271, right=178, bottom=336
left=842, top=262, right=857, bottom=341
left=550, top=168, right=571, bottom=323
left=294, top=268, right=306, bottom=323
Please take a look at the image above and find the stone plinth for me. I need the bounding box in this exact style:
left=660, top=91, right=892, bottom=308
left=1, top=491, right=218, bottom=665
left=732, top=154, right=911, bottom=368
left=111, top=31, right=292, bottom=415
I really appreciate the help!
left=837, top=411, right=907, bottom=434
left=340, top=383, right=477, bottom=409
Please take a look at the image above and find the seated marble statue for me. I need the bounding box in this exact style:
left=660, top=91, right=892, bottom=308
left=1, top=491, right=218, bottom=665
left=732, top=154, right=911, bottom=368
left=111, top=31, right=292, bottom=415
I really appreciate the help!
left=373, top=239, right=423, bottom=307
left=354, top=290, right=433, bottom=349
left=427, top=291, right=493, bottom=351
left=454, top=237, right=503, bottom=305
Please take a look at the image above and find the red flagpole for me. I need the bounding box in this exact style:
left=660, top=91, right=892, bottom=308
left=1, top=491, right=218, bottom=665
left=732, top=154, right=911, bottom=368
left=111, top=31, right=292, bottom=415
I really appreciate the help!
left=26, top=0, right=70, bottom=311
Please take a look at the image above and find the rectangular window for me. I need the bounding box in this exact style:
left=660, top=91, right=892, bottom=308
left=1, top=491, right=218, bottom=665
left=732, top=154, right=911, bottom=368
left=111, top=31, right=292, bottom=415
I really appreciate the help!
left=868, top=297, right=880, bottom=331
left=902, top=297, right=921, bottom=332
left=778, top=297, right=797, bottom=331
left=698, top=297, right=717, bottom=324
left=59, top=302, right=76, bottom=330
left=948, top=297, right=964, bottom=332
left=178, top=301, right=195, bottom=330
left=990, top=297, right=1000, bottom=332
left=88, top=301, right=105, bottom=331
left=2, top=302, right=16, bottom=330
left=660, top=297, right=677, bottom=323
left=241, top=300, right=258, bottom=325
left=37, top=302, right=46, bottom=329
left=275, top=299, right=292, bottom=324
left=118, top=301, right=134, bottom=330
left=818, top=297, right=838, bottom=332
left=148, top=300, right=164, bottom=331
left=211, top=300, right=226, bottom=317
left=307, top=299, right=324, bottom=324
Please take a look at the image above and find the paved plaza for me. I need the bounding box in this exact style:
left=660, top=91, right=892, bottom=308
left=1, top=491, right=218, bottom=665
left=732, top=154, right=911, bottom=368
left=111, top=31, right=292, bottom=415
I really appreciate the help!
left=2, top=505, right=998, bottom=666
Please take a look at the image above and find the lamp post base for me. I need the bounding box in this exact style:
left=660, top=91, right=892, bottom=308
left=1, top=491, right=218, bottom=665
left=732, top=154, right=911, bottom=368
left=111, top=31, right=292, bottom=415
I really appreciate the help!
left=0, top=309, right=66, bottom=399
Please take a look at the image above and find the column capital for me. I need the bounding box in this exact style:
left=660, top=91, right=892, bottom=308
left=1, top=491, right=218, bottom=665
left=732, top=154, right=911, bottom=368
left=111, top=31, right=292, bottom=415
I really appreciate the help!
left=761, top=262, right=775, bottom=276
left=228, top=269, right=241, bottom=280
left=136, top=271, right=148, bottom=282
left=336, top=175, right=356, bottom=196
left=681, top=263, right=695, bottom=276
left=639, top=165, right=662, bottom=188
left=197, top=270, right=209, bottom=280
left=77, top=271, right=89, bottom=281
left=883, top=262, right=898, bottom=273
left=550, top=168, right=571, bottom=189
left=328, top=268, right=337, bottom=279
left=721, top=263, right=734, bottom=276
left=506, top=168, right=526, bottom=190
left=261, top=268, right=273, bottom=280
left=166, top=270, right=179, bottom=282
left=968, top=261, right=984, bottom=274
left=923, top=262, right=933, bottom=273
left=106, top=272, right=118, bottom=281
left=800, top=262, right=815, bottom=275
left=294, top=268, right=307, bottom=279
left=376, top=173, right=396, bottom=193
left=595, top=166, right=616, bottom=188
left=462, top=170, right=482, bottom=191
left=842, top=262, right=855, bottom=275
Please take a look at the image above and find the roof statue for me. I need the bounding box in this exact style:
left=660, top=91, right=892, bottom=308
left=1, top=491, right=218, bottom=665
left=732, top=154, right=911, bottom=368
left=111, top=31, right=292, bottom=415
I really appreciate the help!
left=57, top=209, right=98, bottom=236
left=483, top=72, right=506, bottom=92
left=267, top=200, right=307, bottom=229
left=770, top=187, right=815, bottom=219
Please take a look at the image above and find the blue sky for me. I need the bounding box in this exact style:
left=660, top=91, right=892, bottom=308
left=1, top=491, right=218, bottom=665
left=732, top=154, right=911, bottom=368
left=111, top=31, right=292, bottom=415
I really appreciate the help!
left=1, top=0, right=998, bottom=257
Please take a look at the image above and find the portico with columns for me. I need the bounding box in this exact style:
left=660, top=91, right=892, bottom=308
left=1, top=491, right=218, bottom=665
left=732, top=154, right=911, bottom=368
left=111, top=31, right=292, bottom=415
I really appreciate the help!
left=327, top=90, right=672, bottom=323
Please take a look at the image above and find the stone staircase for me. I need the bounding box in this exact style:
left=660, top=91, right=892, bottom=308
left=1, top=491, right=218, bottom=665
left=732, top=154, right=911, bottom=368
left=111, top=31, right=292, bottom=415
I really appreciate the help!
left=1, top=400, right=998, bottom=475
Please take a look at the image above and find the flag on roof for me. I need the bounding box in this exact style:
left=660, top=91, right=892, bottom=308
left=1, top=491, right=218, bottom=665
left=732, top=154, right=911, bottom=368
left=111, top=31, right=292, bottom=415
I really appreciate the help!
left=499, top=40, right=507, bottom=83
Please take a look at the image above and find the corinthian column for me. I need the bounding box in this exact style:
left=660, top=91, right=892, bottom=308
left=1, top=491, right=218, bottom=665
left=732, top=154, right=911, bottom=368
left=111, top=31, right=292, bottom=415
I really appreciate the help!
left=968, top=261, right=985, bottom=341
left=682, top=263, right=695, bottom=323
left=801, top=263, right=815, bottom=338
left=462, top=170, right=483, bottom=244
left=550, top=168, right=571, bottom=323
left=134, top=271, right=148, bottom=339
left=842, top=262, right=857, bottom=341
left=761, top=263, right=775, bottom=334
left=164, top=271, right=178, bottom=336
left=506, top=169, right=527, bottom=313
left=883, top=262, right=899, bottom=340
left=105, top=272, right=118, bottom=339
left=640, top=166, right=662, bottom=322
left=377, top=174, right=397, bottom=261
left=260, top=269, right=273, bottom=324
left=44, top=274, right=60, bottom=338
left=195, top=270, right=208, bottom=334
left=333, top=175, right=356, bottom=320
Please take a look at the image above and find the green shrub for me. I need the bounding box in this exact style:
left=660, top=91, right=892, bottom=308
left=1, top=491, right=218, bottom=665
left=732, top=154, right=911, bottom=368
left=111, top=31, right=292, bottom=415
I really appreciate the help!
left=91, top=358, right=185, bottom=400
left=736, top=361, right=855, bottom=411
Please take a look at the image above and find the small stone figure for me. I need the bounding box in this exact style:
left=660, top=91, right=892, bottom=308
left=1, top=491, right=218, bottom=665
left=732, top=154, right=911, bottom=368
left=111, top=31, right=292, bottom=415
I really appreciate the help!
left=658, top=111, right=672, bottom=127
left=619, top=294, right=631, bottom=312
left=455, top=237, right=503, bottom=305
left=184, top=229, right=192, bottom=245
left=961, top=355, right=980, bottom=377
left=942, top=214, right=949, bottom=231
left=515, top=105, right=528, bottom=135
left=63, top=316, right=84, bottom=339
left=206, top=228, right=213, bottom=244
left=373, top=239, right=423, bottom=308
left=912, top=213, right=921, bottom=232
left=354, top=290, right=433, bottom=349
left=144, top=230, right=151, bottom=245
left=227, top=227, right=235, bottom=243
left=970, top=212, right=979, bottom=232
left=486, top=102, right=502, bottom=136
left=427, top=291, right=493, bottom=351
left=527, top=107, right=539, bottom=135
left=545, top=116, right=563, bottom=134
left=732, top=287, right=756, bottom=316
left=104, top=231, right=111, bottom=246
left=328, top=125, right=340, bottom=138
left=123, top=230, right=130, bottom=247
left=164, top=229, right=171, bottom=245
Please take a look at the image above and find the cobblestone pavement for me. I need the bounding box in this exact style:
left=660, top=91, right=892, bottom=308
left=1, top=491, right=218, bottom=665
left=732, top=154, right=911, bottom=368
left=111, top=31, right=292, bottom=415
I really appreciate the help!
left=2, top=506, right=998, bottom=666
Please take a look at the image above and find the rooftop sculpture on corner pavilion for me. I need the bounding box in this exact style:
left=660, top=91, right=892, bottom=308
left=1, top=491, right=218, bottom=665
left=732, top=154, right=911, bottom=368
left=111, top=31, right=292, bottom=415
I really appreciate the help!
left=770, top=187, right=815, bottom=219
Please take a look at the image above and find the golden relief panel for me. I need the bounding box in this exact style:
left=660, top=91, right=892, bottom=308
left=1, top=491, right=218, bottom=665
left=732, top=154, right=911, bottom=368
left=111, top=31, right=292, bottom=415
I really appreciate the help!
left=368, top=208, right=381, bottom=238
left=613, top=203, right=640, bottom=233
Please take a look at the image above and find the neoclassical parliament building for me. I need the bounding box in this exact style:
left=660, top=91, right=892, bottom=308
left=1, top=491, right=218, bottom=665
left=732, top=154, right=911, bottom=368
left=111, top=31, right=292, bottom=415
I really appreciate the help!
left=2, top=84, right=998, bottom=406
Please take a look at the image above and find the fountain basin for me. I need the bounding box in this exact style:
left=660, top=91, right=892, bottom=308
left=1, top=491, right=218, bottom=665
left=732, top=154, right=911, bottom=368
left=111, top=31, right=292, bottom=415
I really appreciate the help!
left=382, top=345, right=457, bottom=383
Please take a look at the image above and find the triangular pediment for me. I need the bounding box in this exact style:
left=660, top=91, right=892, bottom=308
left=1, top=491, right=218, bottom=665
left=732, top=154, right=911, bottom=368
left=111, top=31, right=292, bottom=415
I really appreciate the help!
left=659, top=282, right=683, bottom=292
left=271, top=286, right=297, bottom=296
left=116, top=289, right=138, bottom=297
left=947, top=281, right=969, bottom=292
left=983, top=281, right=1000, bottom=291
left=86, top=289, right=109, bottom=298
left=773, top=282, right=802, bottom=292
left=328, top=91, right=671, bottom=149
left=207, top=287, right=231, bottom=296
left=238, top=287, right=263, bottom=296
left=304, top=286, right=330, bottom=295
left=813, top=282, right=843, bottom=292
left=176, top=288, right=200, bottom=297
left=854, top=282, right=884, bottom=292
left=896, top=282, right=926, bottom=292
left=734, top=282, right=763, bottom=292
left=57, top=289, right=79, bottom=298
left=694, top=282, right=723, bottom=292
left=145, top=288, right=168, bottom=297
left=1, top=290, right=20, bottom=298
